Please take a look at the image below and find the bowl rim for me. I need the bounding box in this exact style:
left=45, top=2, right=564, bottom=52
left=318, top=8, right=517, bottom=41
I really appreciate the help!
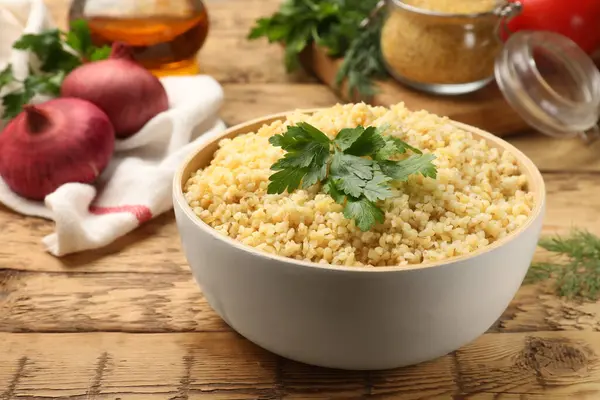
left=173, top=107, right=546, bottom=273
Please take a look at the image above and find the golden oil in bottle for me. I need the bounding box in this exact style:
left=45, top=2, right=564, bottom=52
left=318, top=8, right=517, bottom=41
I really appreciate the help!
left=69, top=0, right=209, bottom=76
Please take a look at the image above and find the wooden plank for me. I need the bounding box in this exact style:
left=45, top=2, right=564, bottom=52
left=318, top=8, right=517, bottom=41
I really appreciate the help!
left=0, top=332, right=279, bottom=399
left=465, top=395, right=593, bottom=399
left=455, top=332, right=600, bottom=397
left=1, top=265, right=600, bottom=335
left=0, top=211, right=190, bottom=274
left=367, top=355, right=458, bottom=399
left=0, top=270, right=229, bottom=333
left=498, top=283, right=600, bottom=333
left=200, top=0, right=317, bottom=84
left=221, top=83, right=341, bottom=126
left=542, top=173, right=600, bottom=234
left=1, top=332, right=600, bottom=398
left=280, top=359, right=368, bottom=399
left=508, top=133, right=600, bottom=173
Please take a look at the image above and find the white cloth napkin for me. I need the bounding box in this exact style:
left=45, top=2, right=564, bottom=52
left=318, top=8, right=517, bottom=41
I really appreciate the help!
left=0, top=0, right=227, bottom=256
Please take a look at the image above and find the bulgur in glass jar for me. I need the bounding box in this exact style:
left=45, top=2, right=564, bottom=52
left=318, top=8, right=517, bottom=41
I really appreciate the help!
left=380, top=0, right=519, bottom=95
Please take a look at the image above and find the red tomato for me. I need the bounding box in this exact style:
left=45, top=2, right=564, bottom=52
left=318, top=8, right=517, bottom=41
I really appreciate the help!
left=505, top=0, right=600, bottom=54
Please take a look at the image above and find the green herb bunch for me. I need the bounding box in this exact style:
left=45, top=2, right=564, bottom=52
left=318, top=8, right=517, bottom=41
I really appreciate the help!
left=247, top=0, right=387, bottom=100
left=525, top=229, right=600, bottom=301
left=0, top=19, right=111, bottom=121
left=267, top=122, right=437, bottom=231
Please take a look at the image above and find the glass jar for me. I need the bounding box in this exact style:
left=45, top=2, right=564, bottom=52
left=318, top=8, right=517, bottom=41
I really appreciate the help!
left=380, top=0, right=515, bottom=95
left=68, top=0, right=210, bottom=77
left=379, top=0, right=600, bottom=140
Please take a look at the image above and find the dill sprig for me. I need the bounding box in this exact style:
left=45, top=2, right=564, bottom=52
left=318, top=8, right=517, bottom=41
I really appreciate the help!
left=524, top=229, right=600, bottom=301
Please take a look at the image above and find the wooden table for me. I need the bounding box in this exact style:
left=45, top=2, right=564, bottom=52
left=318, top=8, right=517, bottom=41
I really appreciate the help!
left=2, top=0, right=600, bottom=398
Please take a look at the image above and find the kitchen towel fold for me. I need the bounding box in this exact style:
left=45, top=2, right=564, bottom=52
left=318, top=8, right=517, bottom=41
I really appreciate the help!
left=0, top=0, right=227, bottom=256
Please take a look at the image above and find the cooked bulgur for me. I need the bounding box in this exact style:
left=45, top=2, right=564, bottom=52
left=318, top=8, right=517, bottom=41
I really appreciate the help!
left=183, top=103, right=534, bottom=267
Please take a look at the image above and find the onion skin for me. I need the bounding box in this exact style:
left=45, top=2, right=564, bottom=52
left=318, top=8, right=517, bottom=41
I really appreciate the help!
left=61, top=42, right=169, bottom=138
left=0, top=98, right=115, bottom=200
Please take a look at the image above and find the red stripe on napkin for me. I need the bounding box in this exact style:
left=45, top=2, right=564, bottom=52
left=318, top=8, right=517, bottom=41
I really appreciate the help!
left=89, top=205, right=153, bottom=224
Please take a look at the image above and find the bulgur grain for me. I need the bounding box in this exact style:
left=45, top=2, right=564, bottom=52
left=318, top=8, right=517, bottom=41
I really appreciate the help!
left=184, top=103, right=534, bottom=267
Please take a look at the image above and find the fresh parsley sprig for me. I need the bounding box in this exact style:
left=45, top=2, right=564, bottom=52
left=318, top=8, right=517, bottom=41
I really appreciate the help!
left=267, top=122, right=437, bottom=231
left=247, top=0, right=387, bottom=101
left=525, top=229, right=600, bottom=301
left=0, top=19, right=111, bottom=121
left=334, top=9, right=387, bottom=101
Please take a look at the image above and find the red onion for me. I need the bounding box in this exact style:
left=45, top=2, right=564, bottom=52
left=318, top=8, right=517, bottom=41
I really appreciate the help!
left=0, top=98, right=115, bottom=200
left=61, top=42, right=169, bottom=138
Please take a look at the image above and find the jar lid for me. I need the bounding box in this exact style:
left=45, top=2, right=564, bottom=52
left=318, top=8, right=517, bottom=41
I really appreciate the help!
left=378, top=0, right=600, bottom=141
left=493, top=5, right=600, bottom=140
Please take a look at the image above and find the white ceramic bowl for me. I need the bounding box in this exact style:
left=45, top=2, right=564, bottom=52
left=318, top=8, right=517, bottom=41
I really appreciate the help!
left=173, top=110, right=546, bottom=370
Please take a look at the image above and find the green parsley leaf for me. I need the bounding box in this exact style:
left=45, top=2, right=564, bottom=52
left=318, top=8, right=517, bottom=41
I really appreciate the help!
left=283, top=24, right=312, bottom=70
left=272, top=141, right=328, bottom=170
left=2, top=20, right=114, bottom=121
left=296, top=122, right=331, bottom=145
left=268, top=122, right=438, bottom=231
left=267, top=167, right=309, bottom=195
left=343, top=197, right=385, bottom=231
left=268, top=122, right=331, bottom=193
left=89, top=45, right=112, bottom=61
left=330, top=152, right=373, bottom=181
left=2, top=90, right=34, bottom=120
left=334, top=9, right=388, bottom=101
left=322, top=178, right=346, bottom=204
left=1, top=71, right=66, bottom=121
left=375, top=135, right=423, bottom=160
left=270, top=126, right=312, bottom=151
left=66, top=19, right=93, bottom=56
left=247, top=0, right=387, bottom=99
left=13, top=30, right=81, bottom=73
left=330, top=152, right=373, bottom=198
left=0, top=65, right=13, bottom=89
left=270, top=122, right=330, bottom=151
left=379, top=154, right=438, bottom=181
left=24, top=71, right=65, bottom=97
left=362, top=165, right=393, bottom=202
left=269, top=123, right=330, bottom=180
left=302, top=156, right=330, bottom=189
left=334, top=126, right=365, bottom=151
left=344, top=126, right=386, bottom=156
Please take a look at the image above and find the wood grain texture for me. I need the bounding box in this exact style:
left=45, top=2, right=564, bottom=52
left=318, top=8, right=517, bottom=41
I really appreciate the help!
left=2, top=266, right=600, bottom=335
left=0, top=211, right=189, bottom=274
left=0, top=270, right=227, bottom=333
left=1, top=174, right=599, bottom=337
left=498, top=284, right=600, bottom=333
left=0, top=332, right=279, bottom=399
left=0, top=0, right=595, bottom=398
left=456, top=332, right=600, bottom=397
left=1, top=332, right=600, bottom=399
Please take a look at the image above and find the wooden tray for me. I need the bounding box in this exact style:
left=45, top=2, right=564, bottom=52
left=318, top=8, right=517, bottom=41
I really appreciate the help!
left=298, top=44, right=530, bottom=137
